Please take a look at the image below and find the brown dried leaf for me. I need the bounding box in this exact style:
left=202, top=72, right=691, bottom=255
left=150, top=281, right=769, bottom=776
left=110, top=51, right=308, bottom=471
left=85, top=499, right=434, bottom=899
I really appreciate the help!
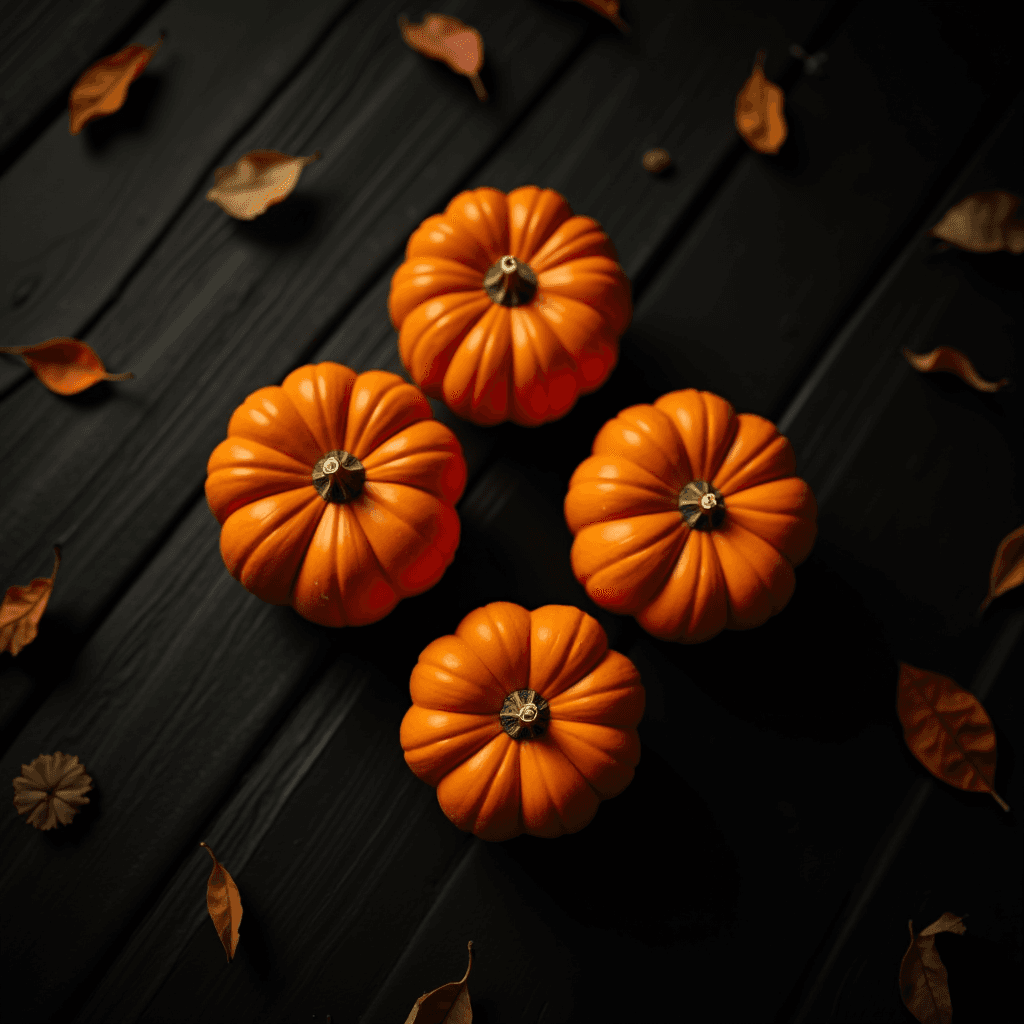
left=979, top=524, right=1024, bottom=615
left=12, top=751, right=92, bottom=830
left=902, top=346, right=1009, bottom=393
left=1, top=546, right=61, bottom=656
left=570, top=1, right=630, bottom=33
left=200, top=842, right=243, bottom=962
left=897, top=662, right=1009, bottom=811
left=69, top=34, right=164, bottom=135
left=398, top=14, right=487, bottom=101
left=929, top=190, right=1024, bottom=254
left=735, top=50, right=787, bottom=154
left=0, top=338, right=134, bottom=395
left=899, top=912, right=966, bottom=1024
left=405, top=941, right=473, bottom=1024
left=206, top=149, right=321, bottom=221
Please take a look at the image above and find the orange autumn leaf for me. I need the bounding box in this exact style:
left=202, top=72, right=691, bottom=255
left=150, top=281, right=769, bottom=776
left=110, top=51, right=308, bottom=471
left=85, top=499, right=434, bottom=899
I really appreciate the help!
left=1, top=546, right=60, bottom=657
left=398, top=14, right=487, bottom=101
left=405, top=941, right=473, bottom=1024
left=897, top=662, right=1009, bottom=811
left=899, top=912, right=966, bottom=1024
left=979, top=524, right=1024, bottom=615
left=736, top=49, right=787, bottom=154
left=929, top=190, right=1024, bottom=254
left=902, top=346, right=1009, bottom=392
left=0, top=338, right=134, bottom=395
left=68, top=34, right=165, bottom=135
left=200, top=842, right=243, bottom=962
left=206, top=149, right=321, bottom=221
left=570, top=1, right=630, bottom=33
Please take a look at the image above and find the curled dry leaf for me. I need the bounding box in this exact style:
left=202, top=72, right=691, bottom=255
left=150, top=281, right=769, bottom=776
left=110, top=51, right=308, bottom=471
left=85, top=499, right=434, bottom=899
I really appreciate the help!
left=12, top=751, right=92, bottom=830
left=1, top=546, right=61, bottom=656
left=897, top=662, right=1009, bottom=811
left=979, top=524, right=1024, bottom=615
left=200, top=842, right=243, bottom=962
left=902, top=346, right=1009, bottom=393
left=398, top=14, right=487, bottom=101
left=569, top=1, right=630, bottom=33
left=405, top=941, right=473, bottom=1024
left=206, top=149, right=321, bottom=221
left=736, top=50, right=787, bottom=154
left=929, top=190, right=1024, bottom=254
left=69, top=33, right=165, bottom=135
left=0, top=338, right=134, bottom=395
left=899, top=912, right=966, bottom=1024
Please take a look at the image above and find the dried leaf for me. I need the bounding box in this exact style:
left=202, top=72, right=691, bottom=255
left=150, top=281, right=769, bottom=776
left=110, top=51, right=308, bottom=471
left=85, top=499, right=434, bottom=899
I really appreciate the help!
left=1, top=546, right=61, bottom=656
left=398, top=14, right=487, bottom=101
left=979, top=524, right=1024, bottom=615
left=929, top=191, right=1024, bottom=254
left=0, top=338, right=134, bottom=395
left=569, top=1, right=630, bottom=33
left=12, top=751, right=92, bottom=829
left=899, top=912, right=966, bottom=1024
left=405, top=941, right=473, bottom=1024
left=200, top=842, right=243, bottom=962
left=897, top=662, right=1009, bottom=811
left=206, top=149, right=321, bottom=221
left=902, top=346, right=1009, bottom=392
left=69, top=34, right=165, bottom=135
left=736, top=49, right=787, bottom=154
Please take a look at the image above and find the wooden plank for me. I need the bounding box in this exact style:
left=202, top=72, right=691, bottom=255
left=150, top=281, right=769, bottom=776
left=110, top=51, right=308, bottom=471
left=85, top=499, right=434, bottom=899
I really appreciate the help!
left=0, top=0, right=359, bottom=390
left=786, top=622, right=1019, bottom=1024
left=360, top=84, right=1024, bottom=1024
left=0, top=0, right=161, bottom=165
left=0, top=0, right=831, bottom=735
left=4, top=2, right=1018, bottom=1021
left=0, top=0, right=588, bottom=741
left=609, top=0, right=1019, bottom=421
left=0, top=3, right=591, bottom=1018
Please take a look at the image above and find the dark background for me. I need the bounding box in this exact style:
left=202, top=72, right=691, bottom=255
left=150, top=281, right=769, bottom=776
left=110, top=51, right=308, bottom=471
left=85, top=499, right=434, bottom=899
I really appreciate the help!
left=0, top=1, right=1021, bottom=1021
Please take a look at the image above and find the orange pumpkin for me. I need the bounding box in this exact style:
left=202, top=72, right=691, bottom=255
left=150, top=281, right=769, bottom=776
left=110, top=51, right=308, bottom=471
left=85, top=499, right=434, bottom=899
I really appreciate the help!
left=564, top=389, right=817, bottom=642
left=387, top=186, right=632, bottom=427
left=401, top=602, right=644, bottom=840
left=205, top=363, right=466, bottom=627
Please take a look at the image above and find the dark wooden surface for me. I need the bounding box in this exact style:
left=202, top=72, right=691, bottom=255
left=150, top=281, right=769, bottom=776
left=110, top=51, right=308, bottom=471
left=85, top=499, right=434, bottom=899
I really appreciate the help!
left=1, top=2, right=1021, bottom=1021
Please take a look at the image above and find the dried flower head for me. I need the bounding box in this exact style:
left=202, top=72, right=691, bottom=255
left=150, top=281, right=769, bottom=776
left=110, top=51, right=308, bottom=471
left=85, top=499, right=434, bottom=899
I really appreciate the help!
left=13, top=752, right=93, bottom=829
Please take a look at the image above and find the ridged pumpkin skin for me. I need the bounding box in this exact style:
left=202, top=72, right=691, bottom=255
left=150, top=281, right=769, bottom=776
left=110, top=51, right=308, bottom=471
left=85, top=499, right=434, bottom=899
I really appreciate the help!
left=564, top=389, right=817, bottom=642
left=205, top=363, right=467, bottom=627
left=388, top=185, right=632, bottom=427
left=401, top=602, right=644, bottom=841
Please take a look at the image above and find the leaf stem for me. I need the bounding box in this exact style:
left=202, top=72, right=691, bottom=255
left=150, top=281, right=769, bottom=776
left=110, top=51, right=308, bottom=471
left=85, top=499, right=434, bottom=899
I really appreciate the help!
left=990, top=789, right=1010, bottom=812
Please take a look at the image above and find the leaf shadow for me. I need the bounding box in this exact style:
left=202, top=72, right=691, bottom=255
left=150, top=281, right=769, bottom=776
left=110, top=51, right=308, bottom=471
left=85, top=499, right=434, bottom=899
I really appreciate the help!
left=233, top=194, right=324, bottom=248
left=83, top=75, right=166, bottom=152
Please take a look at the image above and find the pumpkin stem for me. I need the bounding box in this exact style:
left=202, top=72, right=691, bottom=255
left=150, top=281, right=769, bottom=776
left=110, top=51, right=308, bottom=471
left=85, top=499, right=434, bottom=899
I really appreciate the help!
left=483, top=255, right=538, bottom=307
left=500, top=689, right=550, bottom=740
left=312, top=450, right=366, bottom=502
left=678, top=480, right=725, bottom=530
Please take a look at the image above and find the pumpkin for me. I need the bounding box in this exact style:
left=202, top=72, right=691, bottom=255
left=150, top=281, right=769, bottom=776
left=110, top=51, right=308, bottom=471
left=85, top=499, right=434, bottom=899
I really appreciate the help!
left=401, top=601, right=644, bottom=840
left=205, top=363, right=466, bottom=627
left=564, top=389, right=817, bottom=642
left=387, top=185, right=632, bottom=427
